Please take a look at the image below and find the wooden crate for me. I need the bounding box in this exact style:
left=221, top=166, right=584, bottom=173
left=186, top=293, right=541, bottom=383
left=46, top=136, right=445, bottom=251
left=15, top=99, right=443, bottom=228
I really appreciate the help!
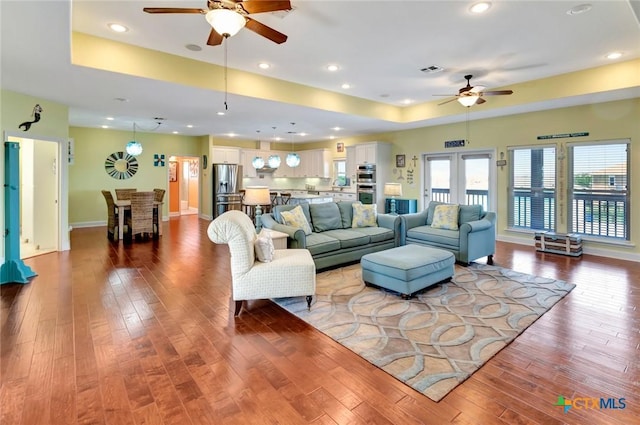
left=534, top=231, right=582, bottom=257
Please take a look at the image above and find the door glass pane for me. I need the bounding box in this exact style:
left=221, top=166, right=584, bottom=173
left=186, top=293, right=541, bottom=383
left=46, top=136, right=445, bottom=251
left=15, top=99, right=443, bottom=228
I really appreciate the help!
left=429, top=159, right=450, bottom=203
left=464, top=157, right=489, bottom=210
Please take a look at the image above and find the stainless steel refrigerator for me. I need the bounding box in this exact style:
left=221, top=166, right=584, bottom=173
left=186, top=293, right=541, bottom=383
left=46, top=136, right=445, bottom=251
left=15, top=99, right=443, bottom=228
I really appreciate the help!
left=212, top=164, right=242, bottom=218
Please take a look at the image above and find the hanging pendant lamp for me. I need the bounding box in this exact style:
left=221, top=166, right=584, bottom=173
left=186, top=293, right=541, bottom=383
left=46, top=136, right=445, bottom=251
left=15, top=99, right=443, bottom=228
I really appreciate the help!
left=126, top=123, right=143, bottom=156
left=286, top=123, right=300, bottom=167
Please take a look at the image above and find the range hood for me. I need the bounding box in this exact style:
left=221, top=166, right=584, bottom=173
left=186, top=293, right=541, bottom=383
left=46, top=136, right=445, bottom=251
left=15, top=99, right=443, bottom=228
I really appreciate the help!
left=254, top=141, right=279, bottom=173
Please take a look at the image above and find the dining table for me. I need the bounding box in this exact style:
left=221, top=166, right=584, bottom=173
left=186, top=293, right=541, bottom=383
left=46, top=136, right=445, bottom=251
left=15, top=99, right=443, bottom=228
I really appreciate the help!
left=113, top=199, right=163, bottom=240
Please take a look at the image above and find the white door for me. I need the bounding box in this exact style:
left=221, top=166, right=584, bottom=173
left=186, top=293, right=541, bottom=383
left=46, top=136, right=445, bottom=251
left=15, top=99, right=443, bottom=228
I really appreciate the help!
left=423, top=150, right=495, bottom=211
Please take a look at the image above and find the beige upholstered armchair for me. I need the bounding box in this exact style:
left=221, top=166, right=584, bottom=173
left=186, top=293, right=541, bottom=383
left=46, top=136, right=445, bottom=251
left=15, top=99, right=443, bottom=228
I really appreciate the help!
left=208, top=210, right=316, bottom=316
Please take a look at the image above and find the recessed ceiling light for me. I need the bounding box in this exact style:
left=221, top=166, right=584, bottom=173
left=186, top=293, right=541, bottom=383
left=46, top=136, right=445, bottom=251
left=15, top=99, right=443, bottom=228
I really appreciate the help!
left=469, top=2, right=491, bottom=14
left=101, top=125, right=109, bottom=129
left=606, top=51, right=623, bottom=60
left=106, top=116, right=114, bottom=121
left=228, top=133, right=237, bottom=137
left=332, top=127, right=341, bottom=131
left=401, top=99, right=413, bottom=105
left=329, top=135, right=336, bottom=140
left=185, top=44, right=202, bottom=52
left=172, top=131, right=179, bottom=134
left=341, top=83, right=351, bottom=89
left=217, top=111, right=225, bottom=116
left=299, top=132, right=308, bottom=137
left=567, top=4, right=592, bottom=15
left=186, top=124, right=193, bottom=128
left=327, top=64, right=339, bottom=72
left=258, top=62, right=271, bottom=69
left=108, top=23, right=128, bottom=33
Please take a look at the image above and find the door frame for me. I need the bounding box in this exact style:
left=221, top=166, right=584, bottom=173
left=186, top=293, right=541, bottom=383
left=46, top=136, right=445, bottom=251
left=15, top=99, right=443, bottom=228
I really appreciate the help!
left=3, top=130, right=69, bottom=260
left=421, top=148, right=497, bottom=211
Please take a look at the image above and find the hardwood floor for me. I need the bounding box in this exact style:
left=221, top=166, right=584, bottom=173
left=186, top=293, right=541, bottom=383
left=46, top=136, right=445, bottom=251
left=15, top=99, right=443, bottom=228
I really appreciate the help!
left=2, top=215, right=638, bottom=424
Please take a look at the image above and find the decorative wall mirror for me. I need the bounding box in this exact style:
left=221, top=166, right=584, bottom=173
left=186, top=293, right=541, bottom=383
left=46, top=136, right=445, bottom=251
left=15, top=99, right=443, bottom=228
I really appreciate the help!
left=105, top=151, right=138, bottom=179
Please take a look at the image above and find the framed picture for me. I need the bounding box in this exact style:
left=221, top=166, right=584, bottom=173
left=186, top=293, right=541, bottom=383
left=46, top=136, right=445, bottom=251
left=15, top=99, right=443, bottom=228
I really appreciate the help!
left=396, top=154, right=406, bottom=168
left=189, top=159, right=199, bottom=178
left=169, top=161, right=177, bottom=182
left=337, top=142, right=344, bottom=153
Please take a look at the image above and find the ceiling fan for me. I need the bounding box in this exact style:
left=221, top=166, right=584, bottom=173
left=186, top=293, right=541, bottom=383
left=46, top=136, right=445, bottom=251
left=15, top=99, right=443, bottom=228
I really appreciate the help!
left=435, top=74, right=514, bottom=107
left=143, top=0, right=291, bottom=46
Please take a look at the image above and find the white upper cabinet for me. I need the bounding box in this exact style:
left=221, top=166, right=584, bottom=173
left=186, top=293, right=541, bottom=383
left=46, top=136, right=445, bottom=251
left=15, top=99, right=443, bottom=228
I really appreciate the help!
left=211, top=146, right=240, bottom=164
left=354, top=143, right=377, bottom=165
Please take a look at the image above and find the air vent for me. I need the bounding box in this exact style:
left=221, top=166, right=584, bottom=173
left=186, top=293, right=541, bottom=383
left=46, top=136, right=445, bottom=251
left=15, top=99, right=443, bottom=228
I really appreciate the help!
left=421, top=65, right=444, bottom=74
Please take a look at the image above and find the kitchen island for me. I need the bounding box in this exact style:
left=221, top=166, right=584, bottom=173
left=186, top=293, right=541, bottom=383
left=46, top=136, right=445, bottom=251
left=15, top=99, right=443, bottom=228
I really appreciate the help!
left=288, top=194, right=334, bottom=205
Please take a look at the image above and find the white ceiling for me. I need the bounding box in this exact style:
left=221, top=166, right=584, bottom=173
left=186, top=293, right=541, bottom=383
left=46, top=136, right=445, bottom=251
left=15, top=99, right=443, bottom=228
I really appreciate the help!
left=2, top=1, right=639, bottom=142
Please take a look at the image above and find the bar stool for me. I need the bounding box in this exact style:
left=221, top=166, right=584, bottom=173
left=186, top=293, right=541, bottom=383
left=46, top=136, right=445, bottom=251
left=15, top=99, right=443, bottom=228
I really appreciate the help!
left=280, top=192, right=291, bottom=205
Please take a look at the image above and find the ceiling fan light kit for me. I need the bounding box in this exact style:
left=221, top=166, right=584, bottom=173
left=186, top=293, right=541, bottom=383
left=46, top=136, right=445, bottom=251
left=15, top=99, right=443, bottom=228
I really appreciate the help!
left=457, top=95, right=479, bottom=107
left=435, top=74, right=513, bottom=107
left=205, top=9, right=246, bottom=38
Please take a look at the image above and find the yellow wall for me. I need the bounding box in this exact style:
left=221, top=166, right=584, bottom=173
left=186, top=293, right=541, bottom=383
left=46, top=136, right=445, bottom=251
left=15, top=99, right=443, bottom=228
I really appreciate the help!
left=1, top=89, right=70, bottom=258
left=68, top=127, right=206, bottom=224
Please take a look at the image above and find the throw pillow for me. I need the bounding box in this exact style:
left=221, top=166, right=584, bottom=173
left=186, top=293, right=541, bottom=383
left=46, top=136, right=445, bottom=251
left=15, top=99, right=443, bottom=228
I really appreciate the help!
left=352, top=204, right=377, bottom=228
left=431, top=204, right=460, bottom=230
left=254, top=229, right=275, bottom=262
left=280, top=205, right=313, bottom=235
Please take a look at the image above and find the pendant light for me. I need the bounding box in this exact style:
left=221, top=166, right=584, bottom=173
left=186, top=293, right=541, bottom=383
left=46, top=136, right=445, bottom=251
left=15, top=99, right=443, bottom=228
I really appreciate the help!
left=267, top=126, right=281, bottom=168
left=252, top=130, right=265, bottom=169
left=126, top=123, right=143, bottom=156
left=286, top=122, right=300, bottom=168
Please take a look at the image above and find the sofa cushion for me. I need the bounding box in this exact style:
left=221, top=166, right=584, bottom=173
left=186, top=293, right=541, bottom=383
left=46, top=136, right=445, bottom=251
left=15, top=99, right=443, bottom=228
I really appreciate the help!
left=309, top=202, right=342, bottom=232
left=459, top=204, right=482, bottom=223
left=426, top=201, right=446, bottom=225
left=352, top=203, right=377, bottom=228
left=322, top=229, right=370, bottom=249
left=304, top=232, right=341, bottom=256
left=280, top=205, right=313, bottom=235
left=431, top=204, right=460, bottom=230
left=337, top=201, right=357, bottom=229
left=406, top=226, right=460, bottom=249
left=273, top=203, right=312, bottom=226
left=350, top=226, right=395, bottom=243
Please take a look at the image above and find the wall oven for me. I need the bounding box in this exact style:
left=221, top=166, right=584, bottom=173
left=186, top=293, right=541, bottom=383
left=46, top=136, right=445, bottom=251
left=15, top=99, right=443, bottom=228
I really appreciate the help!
left=357, top=183, right=376, bottom=205
left=356, top=164, right=376, bottom=183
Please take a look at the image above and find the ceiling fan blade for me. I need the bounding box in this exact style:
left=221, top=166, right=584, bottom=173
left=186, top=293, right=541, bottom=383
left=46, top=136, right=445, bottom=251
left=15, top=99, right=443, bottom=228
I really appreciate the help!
left=481, top=90, right=514, bottom=96
left=245, top=17, right=287, bottom=43
left=240, top=0, right=292, bottom=14
left=433, top=94, right=457, bottom=97
left=438, top=98, right=458, bottom=106
left=476, top=97, right=487, bottom=105
left=207, top=29, right=224, bottom=46
left=143, top=7, right=205, bottom=14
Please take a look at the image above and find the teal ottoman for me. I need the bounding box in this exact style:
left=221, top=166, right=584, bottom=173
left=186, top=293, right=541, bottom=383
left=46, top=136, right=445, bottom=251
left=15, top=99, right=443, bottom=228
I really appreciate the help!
left=361, top=245, right=455, bottom=298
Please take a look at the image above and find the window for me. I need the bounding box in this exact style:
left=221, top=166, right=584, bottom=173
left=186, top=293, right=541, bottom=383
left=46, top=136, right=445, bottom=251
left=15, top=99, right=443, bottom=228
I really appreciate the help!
left=508, top=146, right=556, bottom=231
left=333, top=159, right=347, bottom=186
left=568, top=141, right=629, bottom=240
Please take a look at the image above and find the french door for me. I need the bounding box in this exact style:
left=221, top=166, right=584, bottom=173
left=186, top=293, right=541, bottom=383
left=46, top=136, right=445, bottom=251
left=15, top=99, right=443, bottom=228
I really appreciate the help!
left=423, top=150, right=496, bottom=211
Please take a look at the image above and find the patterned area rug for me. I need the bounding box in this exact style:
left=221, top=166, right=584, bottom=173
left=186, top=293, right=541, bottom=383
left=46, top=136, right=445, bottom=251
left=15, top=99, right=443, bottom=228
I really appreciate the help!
left=273, top=262, right=575, bottom=402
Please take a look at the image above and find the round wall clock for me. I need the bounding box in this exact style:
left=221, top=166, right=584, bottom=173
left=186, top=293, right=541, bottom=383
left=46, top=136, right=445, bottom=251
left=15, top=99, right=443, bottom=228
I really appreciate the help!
left=104, top=151, right=139, bottom=179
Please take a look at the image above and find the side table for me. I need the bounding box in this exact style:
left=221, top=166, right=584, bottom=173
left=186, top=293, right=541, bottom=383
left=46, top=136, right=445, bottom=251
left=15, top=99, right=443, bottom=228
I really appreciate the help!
left=263, top=229, right=289, bottom=250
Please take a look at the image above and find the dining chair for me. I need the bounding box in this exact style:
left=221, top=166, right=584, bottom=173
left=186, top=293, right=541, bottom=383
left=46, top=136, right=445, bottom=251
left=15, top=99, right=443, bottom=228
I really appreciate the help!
left=153, top=188, right=166, bottom=202
left=125, top=191, right=155, bottom=240
left=152, top=188, right=166, bottom=234
left=115, top=188, right=137, bottom=200
left=101, top=190, right=119, bottom=240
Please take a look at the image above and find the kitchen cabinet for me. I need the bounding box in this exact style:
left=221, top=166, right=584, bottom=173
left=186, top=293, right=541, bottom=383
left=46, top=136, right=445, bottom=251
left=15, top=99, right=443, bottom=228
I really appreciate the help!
left=334, top=192, right=357, bottom=202
left=354, top=142, right=391, bottom=166
left=211, top=146, right=240, bottom=164
left=345, top=145, right=356, bottom=184
left=296, top=149, right=330, bottom=178
left=241, top=149, right=258, bottom=177
left=273, top=151, right=295, bottom=177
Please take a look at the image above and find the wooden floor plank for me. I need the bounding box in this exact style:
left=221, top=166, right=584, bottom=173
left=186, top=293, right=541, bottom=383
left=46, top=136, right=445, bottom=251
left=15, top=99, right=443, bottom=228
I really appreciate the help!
left=1, top=215, right=638, bottom=424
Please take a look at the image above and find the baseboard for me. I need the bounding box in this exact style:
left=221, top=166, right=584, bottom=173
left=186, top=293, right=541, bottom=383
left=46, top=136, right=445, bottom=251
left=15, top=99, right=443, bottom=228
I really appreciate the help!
left=71, top=216, right=169, bottom=229
left=496, top=234, right=640, bottom=263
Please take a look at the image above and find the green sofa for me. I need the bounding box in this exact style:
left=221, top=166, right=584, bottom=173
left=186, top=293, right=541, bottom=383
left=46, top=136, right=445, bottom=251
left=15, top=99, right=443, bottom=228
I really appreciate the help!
left=261, top=201, right=401, bottom=270
left=400, top=201, right=496, bottom=265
